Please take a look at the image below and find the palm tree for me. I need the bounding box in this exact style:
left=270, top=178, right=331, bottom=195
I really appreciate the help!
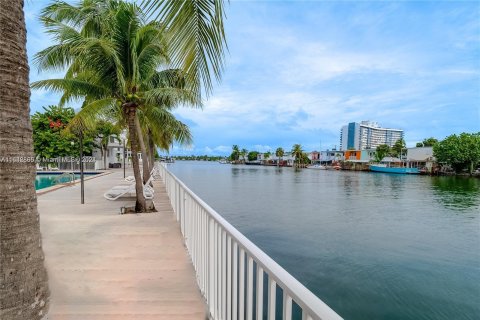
left=0, top=1, right=49, bottom=319
left=264, top=151, right=271, bottom=164
left=231, top=145, right=240, bottom=161
left=275, top=147, right=284, bottom=166
left=291, top=144, right=304, bottom=168
left=138, top=106, right=192, bottom=183
left=240, top=148, right=248, bottom=162
left=32, top=1, right=198, bottom=212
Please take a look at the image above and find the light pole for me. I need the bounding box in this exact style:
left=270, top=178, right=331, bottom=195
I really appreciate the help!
left=123, top=139, right=126, bottom=179
left=70, top=141, right=74, bottom=171
left=79, top=131, right=84, bottom=204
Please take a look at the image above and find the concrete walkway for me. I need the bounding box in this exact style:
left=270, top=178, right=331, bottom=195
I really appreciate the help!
left=38, top=170, right=207, bottom=320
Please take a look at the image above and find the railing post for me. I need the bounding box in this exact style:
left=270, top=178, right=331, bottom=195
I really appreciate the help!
left=222, top=230, right=227, bottom=320
left=209, top=218, right=215, bottom=318
left=227, top=235, right=232, bottom=320
left=283, top=292, right=292, bottom=320
left=256, top=266, right=264, bottom=320
left=233, top=242, right=238, bottom=320
left=268, top=278, right=276, bottom=320
left=239, top=248, right=245, bottom=320
left=247, top=256, right=254, bottom=320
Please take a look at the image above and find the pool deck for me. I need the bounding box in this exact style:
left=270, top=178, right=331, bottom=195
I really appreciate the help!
left=38, top=169, right=207, bottom=320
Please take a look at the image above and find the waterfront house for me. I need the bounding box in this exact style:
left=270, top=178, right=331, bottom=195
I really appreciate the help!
left=309, top=151, right=320, bottom=162
left=264, top=152, right=295, bottom=166
left=406, top=147, right=436, bottom=173
left=91, top=132, right=134, bottom=170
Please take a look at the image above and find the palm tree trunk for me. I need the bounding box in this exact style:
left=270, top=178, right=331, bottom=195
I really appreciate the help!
left=0, top=1, right=50, bottom=319
left=103, top=146, right=107, bottom=170
left=125, top=105, right=146, bottom=212
left=148, top=130, right=155, bottom=173
left=134, top=115, right=150, bottom=185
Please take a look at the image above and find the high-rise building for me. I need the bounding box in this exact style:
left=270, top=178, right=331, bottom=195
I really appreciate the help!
left=340, top=121, right=404, bottom=151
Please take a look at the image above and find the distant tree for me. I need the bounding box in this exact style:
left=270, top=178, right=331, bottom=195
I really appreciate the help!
left=416, top=137, right=439, bottom=147
left=422, top=137, right=439, bottom=147
left=374, top=144, right=390, bottom=162
left=302, top=152, right=311, bottom=165
left=247, top=151, right=259, bottom=161
left=264, top=151, right=271, bottom=160
left=291, top=144, right=304, bottom=167
left=391, top=138, right=406, bottom=158
left=433, top=132, right=480, bottom=174
left=275, top=147, right=285, bottom=166
left=240, top=148, right=248, bottom=161
left=230, top=145, right=240, bottom=161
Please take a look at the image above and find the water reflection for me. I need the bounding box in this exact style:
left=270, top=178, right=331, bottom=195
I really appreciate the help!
left=431, top=176, right=480, bottom=211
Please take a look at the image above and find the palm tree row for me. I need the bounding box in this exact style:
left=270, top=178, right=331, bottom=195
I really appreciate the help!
left=1, top=0, right=227, bottom=318
left=31, top=0, right=223, bottom=212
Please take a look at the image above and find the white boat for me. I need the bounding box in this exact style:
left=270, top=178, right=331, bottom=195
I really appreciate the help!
left=307, top=164, right=327, bottom=170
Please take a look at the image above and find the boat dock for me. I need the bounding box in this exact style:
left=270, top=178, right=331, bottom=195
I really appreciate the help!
left=37, top=170, right=207, bottom=320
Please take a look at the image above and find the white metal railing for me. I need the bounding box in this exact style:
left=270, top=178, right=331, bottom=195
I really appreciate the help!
left=156, top=163, right=342, bottom=320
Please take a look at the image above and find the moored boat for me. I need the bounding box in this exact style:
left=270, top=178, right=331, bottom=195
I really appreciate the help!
left=369, top=164, right=419, bottom=174
left=307, top=164, right=327, bottom=170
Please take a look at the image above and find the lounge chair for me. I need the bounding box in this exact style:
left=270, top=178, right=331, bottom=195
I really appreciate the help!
left=124, top=169, right=160, bottom=183
left=104, top=182, right=154, bottom=201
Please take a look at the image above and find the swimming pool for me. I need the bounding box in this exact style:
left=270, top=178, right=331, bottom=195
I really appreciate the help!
left=35, top=172, right=99, bottom=190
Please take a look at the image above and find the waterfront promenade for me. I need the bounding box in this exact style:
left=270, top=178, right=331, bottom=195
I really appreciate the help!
left=37, top=170, right=206, bottom=320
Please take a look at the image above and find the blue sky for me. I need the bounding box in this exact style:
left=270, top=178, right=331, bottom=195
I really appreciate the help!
left=25, top=1, right=480, bottom=155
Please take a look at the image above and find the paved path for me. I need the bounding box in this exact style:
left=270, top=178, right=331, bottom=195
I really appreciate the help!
left=38, top=170, right=207, bottom=320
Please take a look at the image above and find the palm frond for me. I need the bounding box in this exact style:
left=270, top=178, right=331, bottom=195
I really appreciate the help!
left=31, top=78, right=110, bottom=105
left=142, top=0, right=227, bottom=98
left=65, top=97, right=117, bottom=133
left=143, top=87, right=200, bottom=108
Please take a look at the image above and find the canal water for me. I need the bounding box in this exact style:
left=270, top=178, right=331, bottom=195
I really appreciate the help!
left=168, top=161, right=480, bottom=320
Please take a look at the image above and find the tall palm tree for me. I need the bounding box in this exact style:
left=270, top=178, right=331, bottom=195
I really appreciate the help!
left=275, top=147, right=284, bottom=166
left=32, top=1, right=198, bottom=212
left=0, top=1, right=49, bottom=319
left=291, top=144, right=304, bottom=168
left=231, top=144, right=240, bottom=161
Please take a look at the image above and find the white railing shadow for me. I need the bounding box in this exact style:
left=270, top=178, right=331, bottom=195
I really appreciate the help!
left=157, top=163, right=342, bottom=320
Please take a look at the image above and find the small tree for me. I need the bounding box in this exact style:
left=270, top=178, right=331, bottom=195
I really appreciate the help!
left=416, top=137, right=438, bottom=147
left=275, top=147, right=285, bottom=166
left=248, top=151, right=259, bottom=161
left=31, top=105, right=95, bottom=168
left=391, top=138, right=406, bottom=158
left=264, top=151, right=271, bottom=161
left=230, top=145, right=240, bottom=161
left=374, top=144, right=390, bottom=162
left=433, top=133, right=480, bottom=174
left=240, top=148, right=248, bottom=162
left=291, top=144, right=304, bottom=167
